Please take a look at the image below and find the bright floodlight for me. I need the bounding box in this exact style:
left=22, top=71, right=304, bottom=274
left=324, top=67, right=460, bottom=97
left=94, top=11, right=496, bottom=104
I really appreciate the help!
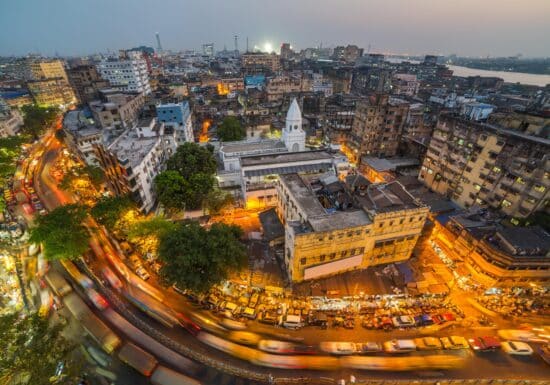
left=264, top=42, right=273, bottom=53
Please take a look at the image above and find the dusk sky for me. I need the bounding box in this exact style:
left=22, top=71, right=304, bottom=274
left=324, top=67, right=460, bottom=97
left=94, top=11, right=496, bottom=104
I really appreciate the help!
left=1, top=0, right=549, bottom=57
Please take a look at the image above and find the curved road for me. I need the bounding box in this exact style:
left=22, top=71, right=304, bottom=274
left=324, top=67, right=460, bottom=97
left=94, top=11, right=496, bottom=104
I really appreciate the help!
left=33, top=132, right=550, bottom=384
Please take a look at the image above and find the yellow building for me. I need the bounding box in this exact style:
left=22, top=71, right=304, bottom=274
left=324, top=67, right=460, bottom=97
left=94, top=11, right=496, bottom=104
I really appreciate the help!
left=30, top=59, right=69, bottom=82
left=27, top=78, right=76, bottom=108
left=433, top=214, right=550, bottom=287
left=277, top=173, right=428, bottom=282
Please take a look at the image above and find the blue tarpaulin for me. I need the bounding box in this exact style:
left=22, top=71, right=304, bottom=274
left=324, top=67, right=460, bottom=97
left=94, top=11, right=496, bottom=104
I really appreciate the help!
left=396, top=263, right=414, bottom=283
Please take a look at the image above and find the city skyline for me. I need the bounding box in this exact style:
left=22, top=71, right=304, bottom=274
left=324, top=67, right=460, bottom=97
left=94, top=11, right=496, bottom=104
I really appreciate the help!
left=1, top=0, right=549, bottom=57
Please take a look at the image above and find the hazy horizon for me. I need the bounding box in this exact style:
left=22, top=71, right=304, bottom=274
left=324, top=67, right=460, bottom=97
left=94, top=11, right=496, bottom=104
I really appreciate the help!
left=1, top=0, right=549, bottom=58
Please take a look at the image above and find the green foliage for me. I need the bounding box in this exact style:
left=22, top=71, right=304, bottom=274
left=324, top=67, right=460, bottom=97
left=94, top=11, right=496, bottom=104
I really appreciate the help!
left=0, top=135, right=28, bottom=182
left=20, top=104, right=59, bottom=139
left=82, top=165, right=104, bottom=188
left=514, top=211, right=550, bottom=232
left=217, top=116, right=246, bottom=142
left=155, top=143, right=218, bottom=212
left=158, top=221, right=247, bottom=293
left=203, top=189, right=235, bottom=215
left=29, top=204, right=90, bottom=260
left=90, top=195, right=135, bottom=232
left=0, top=312, right=80, bottom=384
left=127, top=217, right=177, bottom=240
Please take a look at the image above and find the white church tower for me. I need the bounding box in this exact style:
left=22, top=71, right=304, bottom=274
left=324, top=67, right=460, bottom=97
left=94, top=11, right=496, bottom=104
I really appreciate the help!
left=282, top=98, right=305, bottom=152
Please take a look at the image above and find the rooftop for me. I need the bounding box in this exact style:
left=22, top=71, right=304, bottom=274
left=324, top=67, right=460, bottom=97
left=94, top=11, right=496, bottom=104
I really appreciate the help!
left=241, top=150, right=333, bottom=167
left=108, top=129, right=159, bottom=168
left=220, top=139, right=286, bottom=155
left=259, top=208, right=285, bottom=241
left=361, top=157, right=419, bottom=172
left=495, top=226, right=550, bottom=256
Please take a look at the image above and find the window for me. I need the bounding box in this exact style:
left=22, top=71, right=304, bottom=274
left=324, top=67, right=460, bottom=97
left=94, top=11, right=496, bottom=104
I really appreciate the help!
left=379, top=222, right=384, bottom=228
left=341, top=251, right=348, bottom=258
left=534, top=185, right=546, bottom=193
left=300, top=258, right=306, bottom=265
left=320, top=255, right=326, bottom=262
left=330, top=253, right=336, bottom=260
left=501, top=200, right=512, bottom=208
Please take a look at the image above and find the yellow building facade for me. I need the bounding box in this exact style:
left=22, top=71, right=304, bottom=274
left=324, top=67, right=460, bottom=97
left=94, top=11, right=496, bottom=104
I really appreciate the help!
left=277, top=173, right=428, bottom=282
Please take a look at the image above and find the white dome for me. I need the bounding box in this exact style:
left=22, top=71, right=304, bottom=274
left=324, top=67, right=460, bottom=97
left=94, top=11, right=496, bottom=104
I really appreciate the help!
left=286, top=98, right=301, bottom=122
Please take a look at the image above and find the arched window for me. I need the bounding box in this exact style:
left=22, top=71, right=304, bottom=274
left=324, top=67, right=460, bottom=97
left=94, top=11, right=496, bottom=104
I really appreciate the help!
left=294, top=125, right=298, bottom=130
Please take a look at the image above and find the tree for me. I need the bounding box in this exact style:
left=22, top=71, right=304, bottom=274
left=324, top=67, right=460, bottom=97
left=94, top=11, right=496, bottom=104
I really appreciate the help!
left=155, top=143, right=218, bottom=212
left=217, top=116, right=246, bottom=142
left=81, top=165, right=104, bottom=189
left=127, top=217, right=176, bottom=254
left=154, top=170, right=187, bottom=213
left=203, top=188, right=235, bottom=215
left=20, top=104, right=58, bottom=139
left=0, top=312, right=81, bottom=384
left=90, top=195, right=136, bottom=233
left=29, top=204, right=90, bottom=260
left=158, top=221, right=247, bottom=293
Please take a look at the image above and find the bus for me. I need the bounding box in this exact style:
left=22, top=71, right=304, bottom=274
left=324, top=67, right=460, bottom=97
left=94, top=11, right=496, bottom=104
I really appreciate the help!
left=150, top=366, right=202, bottom=385
left=60, top=259, right=94, bottom=289
left=45, top=270, right=72, bottom=297
left=80, top=313, right=122, bottom=354
left=118, top=342, right=158, bottom=377
left=124, top=287, right=179, bottom=328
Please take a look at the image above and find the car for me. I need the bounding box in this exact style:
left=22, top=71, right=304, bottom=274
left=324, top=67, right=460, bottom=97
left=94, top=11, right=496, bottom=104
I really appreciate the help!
left=135, top=267, right=150, bottom=281
left=227, top=331, right=261, bottom=346
left=383, top=339, right=417, bottom=353
left=356, top=342, right=383, bottom=354
left=469, top=336, right=501, bottom=351
left=538, top=344, right=550, bottom=365
left=391, top=315, right=415, bottom=328
left=497, top=329, right=536, bottom=342
left=501, top=341, right=534, bottom=355
left=414, top=337, right=443, bottom=351
left=258, top=340, right=296, bottom=354
left=86, top=288, right=109, bottom=310
left=102, top=267, right=123, bottom=290
left=319, top=342, right=357, bottom=355
left=259, top=311, right=278, bottom=325
left=220, top=318, right=247, bottom=330
left=440, top=336, right=469, bottom=350
left=414, top=314, right=435, bottom=326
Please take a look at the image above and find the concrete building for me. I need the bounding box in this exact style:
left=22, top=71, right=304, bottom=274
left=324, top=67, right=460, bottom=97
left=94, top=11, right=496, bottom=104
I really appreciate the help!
left=433, top=213, right=550, bottom=287
left=67, top=64, right=110, bottom=104
left=277, top=173, right=428, bottom=282
left=30, top=59, right=69, bottom=82
left=202, top=43, right=214, bottom=58
left=89, top=90, right=145, bottom=129
left=391, top=74, right=420, bottom=97
left=0, top=107, right=23, bottom=137
left=241, top=52, right=281, bottom=74
left=63, top=109, right=103, bottom=165
left=332, top=45, right=364, bottom=63
left=94, top=118, right=176, bottom=212
left=156, top=101, right=194, bottom=144
left=98, top=51, right=151, bottom=95
left=266, top=75, right=302, bottom=102
left=461, top=102, right=495, bottom=121
left=324, top=93, right=361, bottom=145
left=419, top=113, right=550, bottom=218
left=280, top=43, right=294, bottom=60
left=282, top=98, right=306, bottom=152
left=27, top=78, right=77, bottom=108
left=348, top=94, right=410, bottom=161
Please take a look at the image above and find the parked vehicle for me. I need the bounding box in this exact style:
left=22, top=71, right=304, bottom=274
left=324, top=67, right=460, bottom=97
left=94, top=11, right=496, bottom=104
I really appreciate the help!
left=383, top=339, right=417, bottom=353
left=498, top=329, right=536, bottom=342
left=135, top=266, right=150, bottom=281
left=469, top=336, right=501, bottom=351
left=501, top=341, right=534, bottom=355
left=440, top=336, right=469, bottom=350
left=320, top=342, right=356, bottom=355
left=259, top=311, right=278, bottom=325
left=356, top=342, right=383, bottom=354
left=414, top=337, right=443, bottom=351
left=258, top=340, right=296, bottom=354
left=392, top=315, right=415, bottom=328
left=308, top=312, right=328, bottom=329
left=280, top=314, right=304, bottom=330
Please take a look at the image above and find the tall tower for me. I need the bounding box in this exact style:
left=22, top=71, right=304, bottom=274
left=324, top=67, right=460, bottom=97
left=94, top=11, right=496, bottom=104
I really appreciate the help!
left=234, top=35, right=239, bottom=53
left=155, top=32, right=163, bottom=53
left=282, top=98, right=305, bottom=152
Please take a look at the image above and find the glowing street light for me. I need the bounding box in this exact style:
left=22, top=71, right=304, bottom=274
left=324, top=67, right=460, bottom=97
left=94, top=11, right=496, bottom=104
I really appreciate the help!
left=263, top=42, right=273, bottom=53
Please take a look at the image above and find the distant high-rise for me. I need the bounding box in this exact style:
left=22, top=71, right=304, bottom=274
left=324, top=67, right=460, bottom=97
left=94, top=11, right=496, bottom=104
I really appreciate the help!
left=155, top=32, right=163, bottom=53
left=98, top=51, right=151, bottom=95
left=280, top=43, right=293, bottom=60
left=202, top=43, right=214, bottom=58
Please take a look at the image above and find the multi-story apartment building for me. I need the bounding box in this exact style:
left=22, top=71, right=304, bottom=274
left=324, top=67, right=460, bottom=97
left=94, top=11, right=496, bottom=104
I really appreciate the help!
left=97, top=51, right=151, bottom=95
left=419, top=113, right=550, bottom=218
left=30, top=59, right=69, bottom=82
left=265, top=75, right=302, bottom=102
left=352, top=67, right=393, bottom=94
left=332, top=45, right=364, bottom=63
left=277, top=173, right=428, bottom=282
left=89, top=91, right=145, bottom=129
left=67, top=64, right=110, bottom=103
left=156, top=101, right=194, bottom=144
left=241, top=52, right=281, bottom=74
left=280, top=43, right=294, bottom=60
left=391, top=74, right=420, bottom=97
left=63, top=109, right=103, bottom=165
left=348, top=94, right=410, bottom=161
left=433, top=214, right=550, bottom=287
left=94, top=118, right=176, bottom=212
left=324, top=93, right=362, bottom=145
left=27, top=78, right=77, bottom=108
